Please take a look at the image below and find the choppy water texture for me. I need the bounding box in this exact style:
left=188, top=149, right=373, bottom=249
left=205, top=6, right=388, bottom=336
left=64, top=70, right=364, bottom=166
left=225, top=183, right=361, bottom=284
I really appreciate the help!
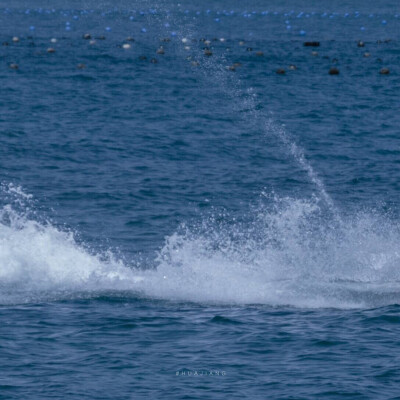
left=1, top=0, right=400, bottom=398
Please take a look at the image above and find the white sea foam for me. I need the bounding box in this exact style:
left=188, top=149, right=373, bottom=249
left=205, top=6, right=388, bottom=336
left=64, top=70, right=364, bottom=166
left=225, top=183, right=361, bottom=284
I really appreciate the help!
left=0, top=186, right=143, bottom=304
left=141, top=197, right=400, bottom=308
left=1, top=186, right=400, bottom=308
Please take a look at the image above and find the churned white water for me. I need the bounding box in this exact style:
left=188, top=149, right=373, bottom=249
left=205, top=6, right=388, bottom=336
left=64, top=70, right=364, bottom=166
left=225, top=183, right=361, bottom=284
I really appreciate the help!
left=1, top=185, right=400, bottom=308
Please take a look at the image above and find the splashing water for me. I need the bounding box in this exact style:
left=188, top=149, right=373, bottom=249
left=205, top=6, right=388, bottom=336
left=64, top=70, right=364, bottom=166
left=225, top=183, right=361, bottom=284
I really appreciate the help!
left=143, top=196, right=400, bottom=308
left=0, top=184, right=143, bottom=304
left=142, top=5, right=337, bottom=212
left=1, top=185, right=400, bottom=308
left=0, top=6, right=394, bottom=308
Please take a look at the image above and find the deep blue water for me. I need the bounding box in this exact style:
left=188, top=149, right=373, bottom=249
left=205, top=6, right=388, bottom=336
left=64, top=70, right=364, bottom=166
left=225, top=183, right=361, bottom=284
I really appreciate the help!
left=1, top=1, right=400, bottom=398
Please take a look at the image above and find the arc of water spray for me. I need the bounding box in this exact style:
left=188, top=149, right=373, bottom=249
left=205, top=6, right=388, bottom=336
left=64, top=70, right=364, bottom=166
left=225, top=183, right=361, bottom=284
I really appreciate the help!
left=144, top=3, right=337, bottom=212
left=264, top=120, right=336, bottom=210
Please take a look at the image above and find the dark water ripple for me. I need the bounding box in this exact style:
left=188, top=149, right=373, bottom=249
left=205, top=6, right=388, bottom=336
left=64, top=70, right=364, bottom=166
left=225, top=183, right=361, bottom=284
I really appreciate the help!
left=2, top=300, right=400, bottom=398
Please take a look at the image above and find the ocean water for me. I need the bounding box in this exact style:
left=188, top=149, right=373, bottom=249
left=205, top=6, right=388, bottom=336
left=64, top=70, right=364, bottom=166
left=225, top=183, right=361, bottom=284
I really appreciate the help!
left=1, top=0, right=400, bottom=398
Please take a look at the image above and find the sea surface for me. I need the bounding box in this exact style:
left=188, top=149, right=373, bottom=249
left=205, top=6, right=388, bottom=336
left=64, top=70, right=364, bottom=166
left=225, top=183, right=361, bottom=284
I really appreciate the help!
left=1, top=0, right=400, bottom=398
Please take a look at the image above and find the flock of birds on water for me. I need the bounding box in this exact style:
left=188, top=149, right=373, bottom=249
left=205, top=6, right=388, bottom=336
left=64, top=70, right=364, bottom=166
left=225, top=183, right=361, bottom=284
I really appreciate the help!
left=2, top=34, right=394, bottom=76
